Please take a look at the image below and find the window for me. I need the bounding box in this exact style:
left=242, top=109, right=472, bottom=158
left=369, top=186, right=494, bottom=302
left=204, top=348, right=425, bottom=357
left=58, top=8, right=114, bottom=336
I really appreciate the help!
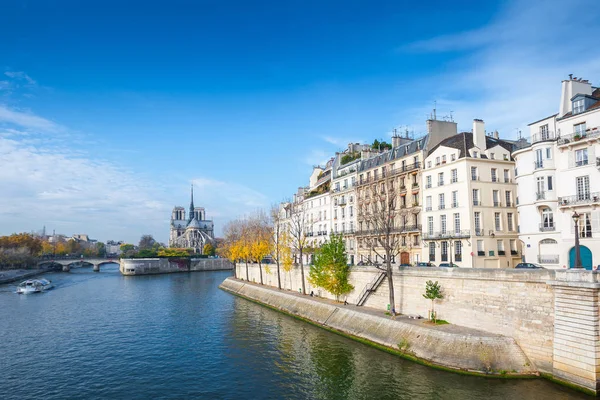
left=573, top=98, right=585, bottom=114
left=472, top=189, right=479, bottom=206
left=574, top=122, right=587, bottom=136
left=491, top=168, right=497, bottom=182
left=426, top=175, right=432, bottom=188
left=374, top=170, right=378, bottom=179
left=473, top=151, right=478, bottom=158
left=427, top=161, right=431, bottom=168
left=454, top=213, right=460, bottom=234
left=510, top=239, right=517, bottom=254
left=505, top=191, right=512, bottom=207
left=429, top=243, right=436, bottom=261
left=576, top=176, right=590, bottom=201
left=541, top=208, right=553, bottom=228
left=442, top=155, right=447, bottom=163
left=575, top=148, right=589, bottom=167
left=540, top=124, right=549, bottom=140
left=474, top=212, right=481, bottom=234
left=455, top=241, right=462, bottom=261
left=546, top=148, right=552, bottom=159
left=440, top=215, right=447, bottom=234
left=471, top=167, right=478, bottom=180
left=427, top=216, right=434, bottom=235
left=547, top=176, right=553, bottom=191
left=495, top=212, right=501, bottom=231
left=504, top=169, right=510, bottom=183
left=451, top=169, right=458, bottom=183
left=439, top=193, right=445, bottom=209
left=426, top=196, right=432, bottom=211
left=441, top=241, right=448, bottom=261
left=497, top=240, right=505, bottom=255
left=452, top=191, right=458, bottom=208
left=490, top=153, right=495, bottom=160
left=451, top=154, right=456, bottom=161
left=493, top=190, right=500, bottom=207
left=438, top=172, right=444, bottom=186
left=536, top=177, right=545, bottom=199
left=349, top=206, right=353, bottom=217
left=334, top=209, right=337, bottom=219
left=579, top=212, right=592, bottom=238
left=477, top=240, right=484, bottom=256
left=436, top=156, right=441, bottom=166
left=507, top=213, right=514, bottom=231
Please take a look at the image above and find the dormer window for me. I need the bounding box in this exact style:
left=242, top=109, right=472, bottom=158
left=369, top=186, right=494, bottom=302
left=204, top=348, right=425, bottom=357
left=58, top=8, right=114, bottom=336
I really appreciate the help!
left=573, top=99, right=585, bottom=114
left=473, top=151, right=478, bottom=158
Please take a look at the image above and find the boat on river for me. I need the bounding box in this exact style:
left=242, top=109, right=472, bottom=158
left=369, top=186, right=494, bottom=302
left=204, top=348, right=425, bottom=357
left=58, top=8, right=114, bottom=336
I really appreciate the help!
left=16, top=279, right=53, bottom=294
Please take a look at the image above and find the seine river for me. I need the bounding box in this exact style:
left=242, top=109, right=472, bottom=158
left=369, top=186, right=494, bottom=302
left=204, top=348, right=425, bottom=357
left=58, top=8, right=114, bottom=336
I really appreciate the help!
left=0, top=266, right=590, bottom=399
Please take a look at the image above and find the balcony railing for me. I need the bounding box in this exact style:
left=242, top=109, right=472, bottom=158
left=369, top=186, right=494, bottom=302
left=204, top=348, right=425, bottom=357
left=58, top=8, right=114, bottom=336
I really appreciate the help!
left=532, top=131, right=556, bottom=144
left=559, top=192, right=600, bottom=207
left=539, top=223, right=556, bottom=232
left=475, top=229, right=484, bottom=236
left=498, top=250, right=506, bottom=256
left=536, top=192, right=545, bottom=201
left=422, top=230, right=471, bottom=240
left=538, top=255, right=559, bottom=264
left=558, top=127, right=600, bottom=145
left=534, top=160, right=544, bottom=169
left=412, top=182, right=419, bottom=188
left=493, top=201, right=501, bottom=207
left=511, top=250, right=518, bottom=255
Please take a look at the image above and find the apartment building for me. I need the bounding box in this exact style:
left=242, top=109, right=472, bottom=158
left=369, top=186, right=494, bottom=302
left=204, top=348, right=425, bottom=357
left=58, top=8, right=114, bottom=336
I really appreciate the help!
left=355, top=119, right=457, bottom=266
left=422, top=119, right=521, bottom=268
left=514, top=76, right=600, bottom=269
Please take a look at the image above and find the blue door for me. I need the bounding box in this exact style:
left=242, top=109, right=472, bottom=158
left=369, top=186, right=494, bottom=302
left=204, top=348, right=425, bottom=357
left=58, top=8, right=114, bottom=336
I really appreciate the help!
left=569, top=246, right=593, bottom=270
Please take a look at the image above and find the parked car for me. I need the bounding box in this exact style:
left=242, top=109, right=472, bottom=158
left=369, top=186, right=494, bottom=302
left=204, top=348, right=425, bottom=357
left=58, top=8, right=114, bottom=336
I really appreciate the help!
left=515, top=262, right=544, bottom=269
left=399, top=263, right=412, bottom=268
left=439, top=263, right=459, bottom=268
left=416, top=262, right=436, bottom=267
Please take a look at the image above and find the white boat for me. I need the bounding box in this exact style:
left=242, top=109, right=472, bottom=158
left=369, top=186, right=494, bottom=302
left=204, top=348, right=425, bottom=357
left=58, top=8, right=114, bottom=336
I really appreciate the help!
left=16, top=279, right=53, bottom=294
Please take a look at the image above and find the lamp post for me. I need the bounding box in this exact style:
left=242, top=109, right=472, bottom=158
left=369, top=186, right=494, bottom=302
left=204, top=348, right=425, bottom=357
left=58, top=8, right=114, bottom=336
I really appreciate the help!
left=572, top=212, right=583, bottom=268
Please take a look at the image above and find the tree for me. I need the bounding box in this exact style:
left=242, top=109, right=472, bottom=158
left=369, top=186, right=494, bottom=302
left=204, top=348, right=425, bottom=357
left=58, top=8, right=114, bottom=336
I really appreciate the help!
left=96, top=242, right=106, bottom=258
left=309, top=234, right=354, bottom=301
left=288, top=200, right=309, bottom=294
left=139, top=234, right=156, bottom=251
left=281, top=231, right=294, bottom=289
left=359, top=174, right=402, bottom=315
left=270, top=204, right=284, bottom=289
left=219, top=219, right=243, bottom=277
left=423, top=280, right=443, bottom=323
left=120, top=243, right=136, bottom=258
left=249, top=210, right=271, bottom=285
left=203, top=243, right=216, bottom=256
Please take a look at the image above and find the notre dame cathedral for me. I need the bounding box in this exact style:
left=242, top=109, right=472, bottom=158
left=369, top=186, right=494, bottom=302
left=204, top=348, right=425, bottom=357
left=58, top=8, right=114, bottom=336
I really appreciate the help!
left=169, top=185, right=215, bottom=254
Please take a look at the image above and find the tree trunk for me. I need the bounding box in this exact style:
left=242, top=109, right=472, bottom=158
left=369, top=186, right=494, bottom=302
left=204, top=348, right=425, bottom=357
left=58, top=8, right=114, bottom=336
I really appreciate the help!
left=386, top=251, right=396, bottom=315
left=245, top=260, right=249, bottom=281
left=258, top=260, right=263, bottom=285
left=276, top=261, right=281, bottom=290
left=299, top=249, right=306, bottom=294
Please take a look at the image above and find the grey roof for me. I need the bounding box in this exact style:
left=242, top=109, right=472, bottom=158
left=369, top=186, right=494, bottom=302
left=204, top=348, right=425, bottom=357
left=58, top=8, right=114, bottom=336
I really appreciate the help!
left=187, top=218, right=201, bottom=229
left=428, top=132, right=517, bottom=160
left=358, top=136, right=427, bottom=172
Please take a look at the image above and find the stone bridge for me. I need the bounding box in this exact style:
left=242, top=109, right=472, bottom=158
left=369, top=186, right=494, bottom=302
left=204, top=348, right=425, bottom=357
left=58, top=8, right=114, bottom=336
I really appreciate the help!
left=38, top=258, right=120, bottom=272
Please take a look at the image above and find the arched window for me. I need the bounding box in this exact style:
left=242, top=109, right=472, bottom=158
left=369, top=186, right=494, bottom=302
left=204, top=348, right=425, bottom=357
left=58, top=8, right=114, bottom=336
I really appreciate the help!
left=541, top=208, right=554, bottom=228
left=540, top=239, right=557, bottom=244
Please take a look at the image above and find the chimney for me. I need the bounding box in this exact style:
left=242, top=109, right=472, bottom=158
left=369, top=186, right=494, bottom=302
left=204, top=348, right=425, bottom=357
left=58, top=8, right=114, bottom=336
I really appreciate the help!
left=559, top=75, right=593, bottom=118
left=392, top=129, right=401, bottom=148
left=473, top=119, right=486, bottom=150
left=493, top=130, right=499, bottom=139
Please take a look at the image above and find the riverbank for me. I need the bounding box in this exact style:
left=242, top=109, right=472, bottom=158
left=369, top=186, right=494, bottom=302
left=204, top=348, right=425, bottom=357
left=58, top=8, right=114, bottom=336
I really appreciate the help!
left=220, top=277, right=538, bottom=377
left=0, top=269, right=44, bottom=285
left=120, top=257, right=233, bottom=276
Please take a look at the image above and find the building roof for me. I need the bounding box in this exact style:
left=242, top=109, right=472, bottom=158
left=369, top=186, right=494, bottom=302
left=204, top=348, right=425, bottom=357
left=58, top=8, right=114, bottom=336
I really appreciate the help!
left=187, top=218, right=201, bottom=229
left=428, top=132, right=516, bottom=160
left=357, top=136, right=427, bottom=172
left=527, top=113, right=558, bottom=126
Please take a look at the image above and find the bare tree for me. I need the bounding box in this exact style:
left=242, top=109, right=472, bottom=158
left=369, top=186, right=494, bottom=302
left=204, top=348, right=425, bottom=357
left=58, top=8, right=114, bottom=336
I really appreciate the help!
left=359, top=177, right=401, bottom=315
left=270, top=203, right=284, bottom=290
left=288, top=200, right=309, bottom=295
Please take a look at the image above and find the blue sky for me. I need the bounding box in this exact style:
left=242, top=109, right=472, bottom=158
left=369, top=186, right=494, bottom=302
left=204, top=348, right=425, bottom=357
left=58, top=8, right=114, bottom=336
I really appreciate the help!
left=1, top=0, right=599, bottom=244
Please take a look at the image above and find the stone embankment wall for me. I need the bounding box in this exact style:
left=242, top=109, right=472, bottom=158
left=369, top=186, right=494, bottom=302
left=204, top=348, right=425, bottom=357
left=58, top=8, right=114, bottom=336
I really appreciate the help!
left=220, top=277, right=534, bottom=375
left=121, top=258, right=233, bottom=275
left=235, top=263, right=600, bottom=393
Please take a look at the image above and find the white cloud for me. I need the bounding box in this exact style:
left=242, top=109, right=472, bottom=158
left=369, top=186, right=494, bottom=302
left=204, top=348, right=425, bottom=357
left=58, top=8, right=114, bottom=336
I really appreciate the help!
left=0, top=105, right=61, bottom=132
left=399, top=0, right=600, bottom=138
left=4, top=71, right=36, bottom=85
left=303, top=149, right=330, bottom=167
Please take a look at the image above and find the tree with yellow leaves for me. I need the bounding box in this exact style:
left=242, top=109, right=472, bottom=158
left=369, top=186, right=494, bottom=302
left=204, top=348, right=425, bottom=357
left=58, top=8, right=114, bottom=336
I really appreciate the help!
left=249, top=210, right=271, bottom=285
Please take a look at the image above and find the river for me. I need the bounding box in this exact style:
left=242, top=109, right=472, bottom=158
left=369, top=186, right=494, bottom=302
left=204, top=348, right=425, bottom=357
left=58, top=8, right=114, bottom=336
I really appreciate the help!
left=0, top=266, right=590, bottom=399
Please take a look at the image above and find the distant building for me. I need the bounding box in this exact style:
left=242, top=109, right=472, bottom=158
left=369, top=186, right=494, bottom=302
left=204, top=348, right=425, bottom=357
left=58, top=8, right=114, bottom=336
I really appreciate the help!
left=106, top=240, right=123, bottom=256
left=169, top=185, right=215, bottom=254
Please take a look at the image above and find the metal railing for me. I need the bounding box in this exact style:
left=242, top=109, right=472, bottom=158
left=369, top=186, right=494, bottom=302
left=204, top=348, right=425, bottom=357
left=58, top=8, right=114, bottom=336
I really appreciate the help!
left=559, top=192, right=600, bottom=207
left=422, top=230, right=471, bottom=239
left=538, top=255, right=559, bottom=264
left=539, top=223, right=556, bottom=232
left=558, top=127, right=600, bottom=145
left=534, top=160, right=544, bottom=169
left=536, top=192, right=545, bottom=201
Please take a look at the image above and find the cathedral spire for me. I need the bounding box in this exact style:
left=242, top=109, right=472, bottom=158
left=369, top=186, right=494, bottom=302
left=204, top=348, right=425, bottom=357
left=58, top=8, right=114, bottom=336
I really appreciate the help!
left=189, top=183, right=195, bottom=222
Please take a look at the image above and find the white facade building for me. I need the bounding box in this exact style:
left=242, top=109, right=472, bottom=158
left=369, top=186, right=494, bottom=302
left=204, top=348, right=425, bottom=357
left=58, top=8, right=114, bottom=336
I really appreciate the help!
left=514, top=76, right=600, bottom=269
left=422, top=119, right=521, bottom=268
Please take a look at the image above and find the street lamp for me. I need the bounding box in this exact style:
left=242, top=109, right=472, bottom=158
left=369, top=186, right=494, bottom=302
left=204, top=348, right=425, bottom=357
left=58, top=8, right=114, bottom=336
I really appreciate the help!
left=572, top=212, right=583, bottom=268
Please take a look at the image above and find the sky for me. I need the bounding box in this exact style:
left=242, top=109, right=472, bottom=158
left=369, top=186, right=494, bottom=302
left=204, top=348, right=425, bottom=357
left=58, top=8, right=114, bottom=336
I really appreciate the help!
left=1, top=0, right=599, bottom=244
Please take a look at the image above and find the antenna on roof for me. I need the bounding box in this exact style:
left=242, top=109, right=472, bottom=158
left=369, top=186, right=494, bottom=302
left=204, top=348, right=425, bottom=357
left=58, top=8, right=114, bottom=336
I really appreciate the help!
left=433, top=100, right=437, bottom=120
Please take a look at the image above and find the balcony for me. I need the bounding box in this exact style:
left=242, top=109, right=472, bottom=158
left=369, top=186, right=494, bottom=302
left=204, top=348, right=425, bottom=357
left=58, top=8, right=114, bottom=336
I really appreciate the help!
left=539, top=223, right=556, bottom=232
left=558, top=127, right=600, bottom=146
left=536, top=192, right=545, bottom=201
left=498, top=250, right=506, bottom=256
left=475, top=229, right=484, bottom=236
left=532, top=130, right=556, bottom=144
left=534, top=160, right=544, bottom=169
left=412, top=182, right=419, bottom=189
left=511, top=250, right=518, bottom=256
left=403, top=224, right=422, bottom=232
left=422, top=230, right=470, bottom=239
left=338, top=199, right=347, bottom=206
left=493, top=201, right=501, bottom=207
left=538, top=255, right=559, bottom=264
left=559, top=192, right=600, bottom=207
